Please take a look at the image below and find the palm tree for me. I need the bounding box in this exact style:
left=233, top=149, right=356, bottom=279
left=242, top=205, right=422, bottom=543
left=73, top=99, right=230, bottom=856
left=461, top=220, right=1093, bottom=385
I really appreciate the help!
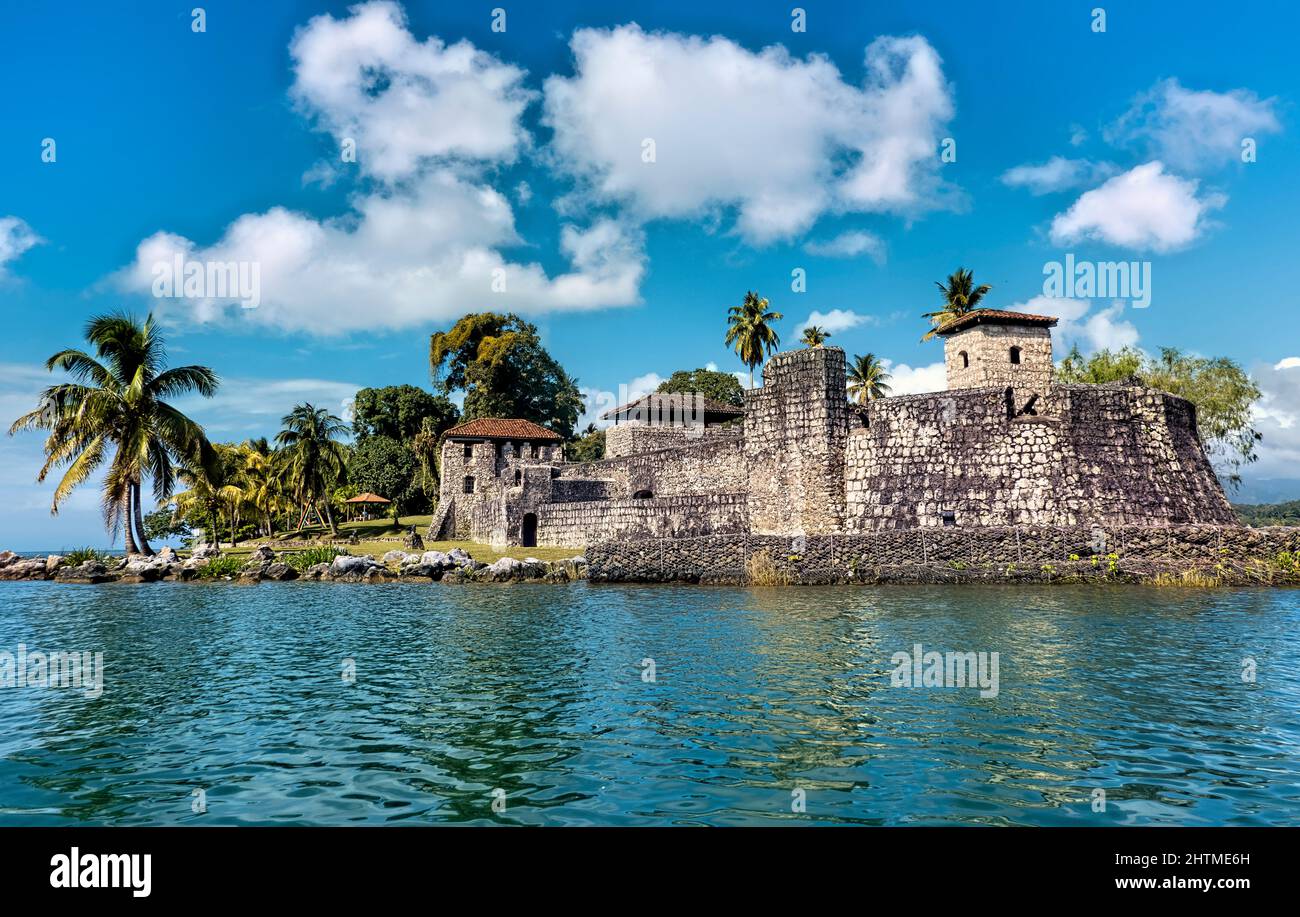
left=800, top=326, right=830, bottom=348
left=921, top=267, right=992, bottom=341
left=8, top=312, right=217, bottom=555
left=725, top=291, right=783, bottom=387
left=276, top=403, right=349, bottom=535
left=172, top=443, right=243, bottom=548
left=234, top=440, right=283, bottom=538
left=847, top=353, right=893, bottom=404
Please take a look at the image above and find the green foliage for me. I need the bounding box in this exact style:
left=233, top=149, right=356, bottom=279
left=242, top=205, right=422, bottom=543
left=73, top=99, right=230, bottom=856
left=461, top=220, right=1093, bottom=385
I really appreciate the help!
left=1234, top=500, right=1300, bottom=527
left=282, top=546, right=347, bottom=572
left=565, top=424, right=606, bottom=463
left=1055, top=345, right=1262, bottom=484
left=847, top=353, right=892, bottom=404
left=351, top=385, right=459, bottom=442
left=800, top=326, right=830, bottom=347
left=196, top=555, right=242, bottom=579
left=63, top=547, right=110, bottom=566
left=429, top=313, right=582, bottom=438
left=276, top=404, right=350, bottom=533
left=142, top=507, right=192, bottom=543
left=656, top=368, right=744, bottom=406
left=725, top=291, right=783, bottom=388
left=922, top=267, right=991, bottom=341
left=348, top=435, right=419, bottom=511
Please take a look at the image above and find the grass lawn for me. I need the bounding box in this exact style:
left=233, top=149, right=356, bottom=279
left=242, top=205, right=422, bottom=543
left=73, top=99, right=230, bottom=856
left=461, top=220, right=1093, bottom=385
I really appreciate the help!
left=222, top=515, right=581, bottom=563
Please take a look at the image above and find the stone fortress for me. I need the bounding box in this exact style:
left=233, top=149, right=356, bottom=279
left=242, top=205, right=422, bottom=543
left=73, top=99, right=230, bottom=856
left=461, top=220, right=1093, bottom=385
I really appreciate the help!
left=429, top=309, right=1238, bottom=559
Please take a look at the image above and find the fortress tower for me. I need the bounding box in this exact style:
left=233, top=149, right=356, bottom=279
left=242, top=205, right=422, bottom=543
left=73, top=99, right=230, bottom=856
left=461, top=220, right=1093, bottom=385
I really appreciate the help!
left=937, top=309, right=1057, bottom=392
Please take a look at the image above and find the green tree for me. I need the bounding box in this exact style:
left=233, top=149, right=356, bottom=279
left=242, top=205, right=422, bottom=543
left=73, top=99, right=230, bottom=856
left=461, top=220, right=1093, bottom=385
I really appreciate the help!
left=276, top=404, right=350, bottom=535
left=142, top=507, right=193, bottom=544
left=800, top=326, right=830, bottom=347
left=725, top=291, right=783, bottom=388
left=348, top=435, right=419, bottom=511
left=565, top=423, right=606, bottom=463
left=430, top=313, right=582, bottom=438
left=7, top=312, right=217, bottom=555
left=921, top=267, right=991, bottom=341
left=656, top=368, right=744, bottom=407
left=847, top=353, right=892, bottom=404
left=1056, top=345, right=1262, bottom=485
left=352, top=384, right=459, bottom=442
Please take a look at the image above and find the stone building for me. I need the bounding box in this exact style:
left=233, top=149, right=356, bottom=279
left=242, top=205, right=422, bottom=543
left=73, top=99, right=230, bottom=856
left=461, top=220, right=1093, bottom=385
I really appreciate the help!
left=429, top=310, right=1236, bottom=548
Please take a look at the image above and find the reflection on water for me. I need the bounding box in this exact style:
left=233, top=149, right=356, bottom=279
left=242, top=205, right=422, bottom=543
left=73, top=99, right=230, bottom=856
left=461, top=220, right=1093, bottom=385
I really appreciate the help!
left=0, top=582, right=1297, bottom=825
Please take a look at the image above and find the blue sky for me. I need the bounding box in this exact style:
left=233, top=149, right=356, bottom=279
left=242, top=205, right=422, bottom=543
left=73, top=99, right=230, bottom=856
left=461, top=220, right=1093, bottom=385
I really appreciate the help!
left=2, top=0, right=1298, bottom=549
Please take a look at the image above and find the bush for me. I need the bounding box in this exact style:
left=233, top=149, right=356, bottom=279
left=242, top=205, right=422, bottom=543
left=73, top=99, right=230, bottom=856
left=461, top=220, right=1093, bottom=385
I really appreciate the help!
left=746, top=549, right=791, bottom=586
left=283, top=546, right=347, bottom=572
left=196, top=555, right=243, bottom=579
left=63, top=547, right=109, bottom=566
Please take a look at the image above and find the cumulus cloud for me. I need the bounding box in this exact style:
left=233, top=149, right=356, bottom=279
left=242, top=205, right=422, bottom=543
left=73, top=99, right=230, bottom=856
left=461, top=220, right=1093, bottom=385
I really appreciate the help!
left=115, top=170, right=645, bottom=333
left=803, top=230, right=886, bottom=262
left=0, top=217, right=40, bottom=276
left=798, top=309, right=873, bottom=334
left=1000, top=156, right=1118, bottom=195
left=579, top=370, right=665, bottom=429
left=289, top=0, right=534, bottom=182
left=543, top=26, right=958, bottom=244
left=1249, top=357, right=1300, bottom=479
left=1049, top=162, right=1225, bottom=253
left=1006, top=294, right=1140, bottom=355
left=882, top=360, right=946, bottom=396
left=1106, top=78, right=1281, bottom=173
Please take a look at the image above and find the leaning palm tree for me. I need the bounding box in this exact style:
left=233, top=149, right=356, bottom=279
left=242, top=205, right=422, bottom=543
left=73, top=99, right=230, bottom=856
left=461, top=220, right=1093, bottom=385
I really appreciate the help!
left=847, top=353, right=893, bottom=404
left=800, top=326, right=831, bottom=348
left=275, top=403, right=349, bottom=536
left=725, top=291, right=783, bottom=387
left=921, top=267, right=992, bottom=341
left=8, top=312, right=217, bottom=555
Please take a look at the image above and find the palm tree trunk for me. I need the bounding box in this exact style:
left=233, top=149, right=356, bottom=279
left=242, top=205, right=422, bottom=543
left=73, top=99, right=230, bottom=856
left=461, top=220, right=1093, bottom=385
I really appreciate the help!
left=123, top=489, right=140, bottom=556
left=323, top=500, right=338, bottom=536
left=132, top=481, right=155, bottom=556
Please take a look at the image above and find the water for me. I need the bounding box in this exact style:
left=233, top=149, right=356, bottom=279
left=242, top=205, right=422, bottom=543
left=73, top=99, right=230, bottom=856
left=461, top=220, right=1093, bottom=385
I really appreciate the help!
left=1, top=581, right=1298, bottom=826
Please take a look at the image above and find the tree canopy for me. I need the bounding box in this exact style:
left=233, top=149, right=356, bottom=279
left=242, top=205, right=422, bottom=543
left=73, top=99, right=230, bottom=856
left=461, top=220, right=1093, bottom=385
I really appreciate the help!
left=1056, top=345, right=1263, bottom=486
left=656, top=368, right=745, bottom=407
left=348, top=434, right=419, bottom=510
left=352, top=384, right=459, bottom=442
left=429, top=313, right=583, bottom=438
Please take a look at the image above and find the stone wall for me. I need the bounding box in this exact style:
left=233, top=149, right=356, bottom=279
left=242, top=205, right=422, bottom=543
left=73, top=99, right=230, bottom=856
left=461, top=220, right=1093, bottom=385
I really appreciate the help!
left=744, top=346, right=848, bottom=535
left=944, top=323, right=1053, bottom=392
left=604, top=421, right=741, bottom=457
left=537, top=493, right=748, bottom=547
left=558, top=435, right=746, bottom=500
left=844, top=383, right=1236, bottom=530
left=587, top=525, right=1300, bottom=584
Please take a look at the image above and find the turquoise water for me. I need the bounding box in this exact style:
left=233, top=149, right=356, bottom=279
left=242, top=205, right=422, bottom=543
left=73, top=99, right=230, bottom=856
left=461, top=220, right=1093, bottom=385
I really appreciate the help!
left=0, top=582, right=1297, bottom=826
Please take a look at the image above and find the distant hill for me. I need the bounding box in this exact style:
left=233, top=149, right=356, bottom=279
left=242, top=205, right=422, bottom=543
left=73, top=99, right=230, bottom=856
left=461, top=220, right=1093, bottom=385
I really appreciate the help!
left=1234, top=500, right=1300, bottom=527
left=1227, top=478, right=1300, bottom=505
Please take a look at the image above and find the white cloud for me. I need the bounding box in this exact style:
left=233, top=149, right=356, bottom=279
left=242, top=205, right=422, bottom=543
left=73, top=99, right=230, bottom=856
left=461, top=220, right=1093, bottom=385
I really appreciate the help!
left=0, top=217, right=40, bottom=276
left=803, top=230, right=886, bottom=263
left=798, top=309, right=873, bottom=335
left=1000, top=156, right=1118, bottom=195
left=1069, top=124, right=1088, bottom=147
left=115, top=170, right=645, bottom=334
left=579, top=370, right=664, bottom=429
left=1049, top=162, right=1225, bottom=253
left=1006, top=293, right=1139, bottom=355
left=1249, top=358, right=1300, bottom=479
left=174, top=376, right=363, bottom=439
left=1106, top=78, right=1281, bottom=173
left=289, top=0, right=534, bottom=182
left=882, top=359, right=945, bottom=396
left=543, top=26, right=957, bottom=244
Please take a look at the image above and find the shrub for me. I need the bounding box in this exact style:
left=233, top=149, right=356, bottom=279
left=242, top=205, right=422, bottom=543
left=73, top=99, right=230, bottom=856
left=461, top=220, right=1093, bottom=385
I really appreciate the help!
left=746, top=549, right=791, bottom=586
left=63, top=547, right=109, bottom=566
left=196, top=555, right=243, bottom=579
left=283, top=546, right=347, bottom=572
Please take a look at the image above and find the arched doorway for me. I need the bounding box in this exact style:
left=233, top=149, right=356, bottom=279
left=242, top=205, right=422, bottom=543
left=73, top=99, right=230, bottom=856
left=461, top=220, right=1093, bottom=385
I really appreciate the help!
left=521, top=513, right=537, bottom=547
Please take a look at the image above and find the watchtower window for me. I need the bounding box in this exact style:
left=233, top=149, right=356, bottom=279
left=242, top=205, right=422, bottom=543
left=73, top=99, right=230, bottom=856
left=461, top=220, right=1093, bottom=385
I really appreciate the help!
left=462, top=443, right=473, bottom=459
left=463, top=476, right=475, bottom=494
left=514, top=469, right=522, bottom=485
left=959, top=351, right=969, bottom=368
left=941, top=509, right=957, bottom=527
left=1009, top=346, right=1021, bottom=365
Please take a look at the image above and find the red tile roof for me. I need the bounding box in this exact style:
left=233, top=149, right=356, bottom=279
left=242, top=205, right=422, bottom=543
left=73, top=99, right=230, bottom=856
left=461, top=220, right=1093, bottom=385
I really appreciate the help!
left=935, top=309, right=1059, bottom=336
left=443, top=418, right=562, bottom=441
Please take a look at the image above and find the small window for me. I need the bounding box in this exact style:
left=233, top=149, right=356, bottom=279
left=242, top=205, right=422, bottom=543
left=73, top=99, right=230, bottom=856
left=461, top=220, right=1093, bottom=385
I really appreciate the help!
left=1009, top=346, right=1021, bottom=365
left=941, top=509, right=956, bottom=527
left=462, top=443, right=472, bottom=459
left=959, top=351, right=969, bottom=368
left=514, top=469, right=522, bottom=485
left=463, top=476, right=475, bottom=494
left=632, top=489, right=654, bottom=499
left=531, top=445, right=538, bottom=458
